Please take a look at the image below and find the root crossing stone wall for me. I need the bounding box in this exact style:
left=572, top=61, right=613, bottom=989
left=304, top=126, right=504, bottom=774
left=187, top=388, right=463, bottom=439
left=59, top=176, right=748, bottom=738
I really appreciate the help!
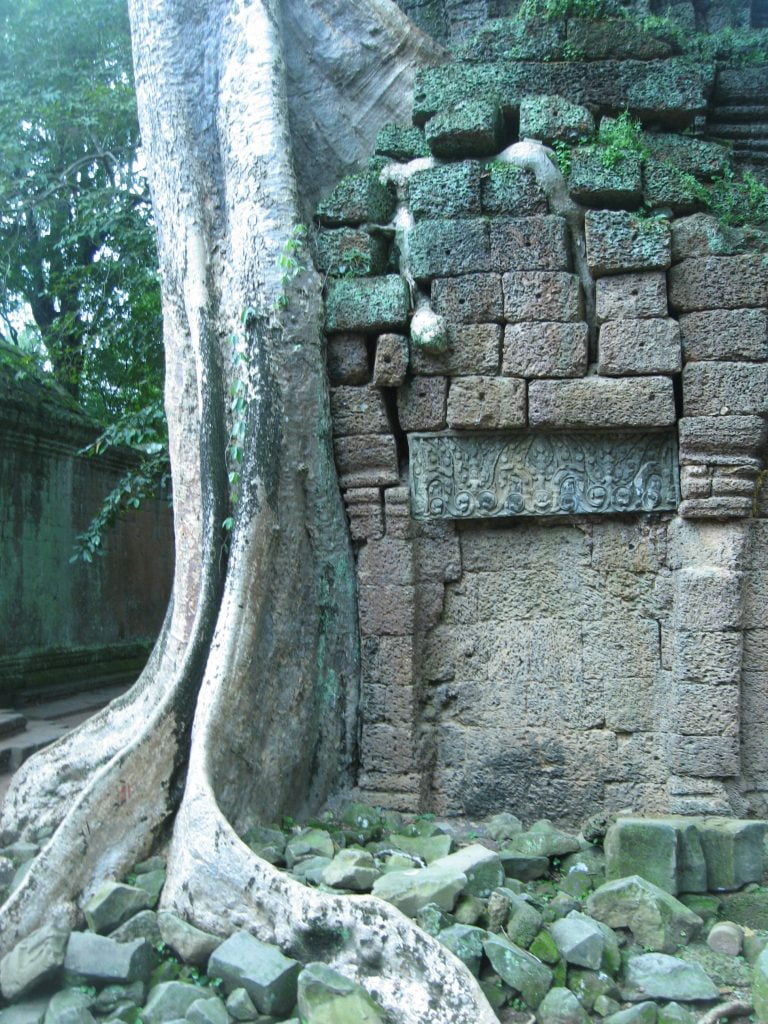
left=0, top=362, right=173, bottom=698
left=316, top=5, right=768, bottom=823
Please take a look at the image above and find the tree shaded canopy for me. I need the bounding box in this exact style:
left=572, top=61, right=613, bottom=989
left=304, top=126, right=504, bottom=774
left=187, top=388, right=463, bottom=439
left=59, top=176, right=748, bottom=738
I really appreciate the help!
left=0, top=0, right=162, bottom=421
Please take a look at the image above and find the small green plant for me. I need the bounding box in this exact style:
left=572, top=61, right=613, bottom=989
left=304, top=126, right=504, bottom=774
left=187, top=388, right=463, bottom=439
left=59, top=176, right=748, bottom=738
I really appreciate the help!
left=594, top=111, right=649, bottom=169
left=550, top=140, right=573, bottom=178
left=275, top=223, right=308, bottom=309
left=685, top=167, right=768, bottom=229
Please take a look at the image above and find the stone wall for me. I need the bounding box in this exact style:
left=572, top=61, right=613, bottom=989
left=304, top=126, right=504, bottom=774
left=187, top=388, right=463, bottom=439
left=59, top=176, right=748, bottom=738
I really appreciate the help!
left=0, top=360, right=173, bottom=699
left=316, top=5, right=768, bottom=825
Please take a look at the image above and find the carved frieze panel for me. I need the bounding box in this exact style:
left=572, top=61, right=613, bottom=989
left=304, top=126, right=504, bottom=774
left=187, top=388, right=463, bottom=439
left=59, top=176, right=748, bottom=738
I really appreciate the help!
left=409, top=431, right=679, bottom=520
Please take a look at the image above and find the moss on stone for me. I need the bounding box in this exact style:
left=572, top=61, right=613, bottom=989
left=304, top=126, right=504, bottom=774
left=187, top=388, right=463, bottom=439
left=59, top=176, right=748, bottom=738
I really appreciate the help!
left=313, top=229, right=388, bottom=277
left=519, top=95, right=595, bottom=146
left=408, top=161, right=482, bottom=220
left=569, top=148, right=643, bottom=208
left=316, top=172, right=396, bottom=227
left=453, top=16, right=567, bottom=61
left=425, top=100, right=503, bottom=159
left=324, top=276, right=410, bottom=333
left=482, top=162, right=549, bottom=216
left=374, top=123, right=430, bottom=161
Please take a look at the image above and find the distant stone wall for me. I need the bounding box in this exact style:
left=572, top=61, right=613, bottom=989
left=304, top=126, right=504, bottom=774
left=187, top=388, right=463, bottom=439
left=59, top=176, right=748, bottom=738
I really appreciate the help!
left=0, top=366, right=173, bottom=699
left=316, top=6, right=768, bottom=824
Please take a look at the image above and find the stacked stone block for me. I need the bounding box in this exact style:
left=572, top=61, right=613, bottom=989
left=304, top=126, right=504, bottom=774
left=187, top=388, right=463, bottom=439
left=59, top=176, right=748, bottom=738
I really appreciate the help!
left=316, top=11, right=768, bottom=820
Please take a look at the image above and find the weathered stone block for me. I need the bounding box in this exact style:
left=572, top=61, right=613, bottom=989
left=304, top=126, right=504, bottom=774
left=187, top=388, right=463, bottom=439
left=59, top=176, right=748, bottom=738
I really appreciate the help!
left=673, top=685, right=739, bottom=736
left=330, top=386, right=389, bottom=436
left=372, top=333, right=408, bottom=387
left=604, top=818, right=707, bottom=894
left=669, top=256, right=768, bottom=312
left=528, top=377, right=675, bottom=428
left=412, top=59, right=711, bottom=125
left=343, top=487, right=383, bottom=542
left=670, top=213, right=761, bottom=262
left=143, top=982, right=218, bottom=1024
left=483, top=935, right=553, bottom=1008
left=431, top=844, right=504, bottom=897
left=447, top=376, right=526, bottom=429
left=357, top=538, right=414, bottom=586
left=490, top=216, right=570, bottom=272
left=503, top=322, right=588, bottom=378
left=408, top=218, right=491, bottom=279
left=569, top=150, right=643, bottom=208
left=550, top=911, right=606, bottom=970
left=683, top=361, right=768, bottom=416
left=566, top=18, right=674, bottom=59
left=374, top=123, right=430, bottom=161
left=518, top=94, right=594, bottom=145
left=408, top=161, right=482, bottom=220
left=642, top=159, right=700, bottom=214
left=425, top=100, right=503, bottom=158
left=84, top=881, right=152, bottom=934
left=207, top=933, right=301, bottom=1016
left=586, top=211, right=671, bottom=276
left=397, top=375, right=447, bottom=431
left=645, top=133, right=729, bottom=178
left=0, top=923, right=69, bottom=1001
left=358, top=584, right=414, bottom=636
left=623, top=953, right=719, bottom=1002
left=481, top=164, right=549, bottom=216
left=433, top=274, right=503, bottom=324
left=325, top=276, right=410, bottom=333
left=698, top=820, right=768, bottom=891
left=587, top=876, right=703, bottom=953
left=453, top=18, right=567, bottom=62
left=64, top=933, right=154, bottom=986
left=333, top=435, right=399, bottom=488
left=503, top=271, right=582, bottom=322
left=297, top=963, right=386, bottom=1024
left=678, top=415, right=768, bottom=461
left=326, top=334, right=369, bottom=385
left=595, top=272, right=668, bottom=323
left=313, top=229, right=387, bottom=277
left=597, top=319, right=681, bottom=376
left=158, top=912, right=222, bottom=968
left=371, top=862, right=467, bottom=916
left=679, top=496, right=754, bottom=519
left=316, top=172, right=396, bottom=227
left=667, top=735, right=740, bottom=777
left=679, top=308, right=768, bottom=362
left=674, top=567, right=742, bottom=632
left=410, top=323, right=501, bottom=376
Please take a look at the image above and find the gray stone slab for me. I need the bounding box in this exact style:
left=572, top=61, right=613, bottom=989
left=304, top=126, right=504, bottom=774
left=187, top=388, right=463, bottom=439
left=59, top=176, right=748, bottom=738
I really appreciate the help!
left=409, top=430, right=678, bottom=520
left=528, top=376, right=676, bottom=429
left=0, top=923, right=69, bottom=1000
left=598, top=319, right=681, bottom=376
left=503, top=322, right=588, bottom=378
left=595, top=272, right=668, bottom=323
left=432, top=273, right=503, bottom=324
left=680, top=308, right=768, bottom=362
left=503, top=271, right=582, bottom=322
left=490, top=216, right=570, bottom=272
left=447, top=376, right=526, bottom=429
left=669, top=256, right=768, bottom=312
left=207, top=932, right=301, bottom=1017
left=585, top=211, right=671, bottom=277
left=64, top=932, right=154, bottom=985
left=683, top=362, right=768, bottom=417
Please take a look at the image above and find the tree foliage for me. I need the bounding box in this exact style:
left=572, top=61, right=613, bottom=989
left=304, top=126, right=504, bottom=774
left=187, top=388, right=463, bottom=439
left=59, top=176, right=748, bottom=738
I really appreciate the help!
left=0, top=0, right=163, bottom=421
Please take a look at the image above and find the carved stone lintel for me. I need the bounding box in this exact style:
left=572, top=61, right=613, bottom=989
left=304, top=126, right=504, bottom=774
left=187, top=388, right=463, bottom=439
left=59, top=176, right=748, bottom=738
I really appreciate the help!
left=409, top=430, right=679, bottom=520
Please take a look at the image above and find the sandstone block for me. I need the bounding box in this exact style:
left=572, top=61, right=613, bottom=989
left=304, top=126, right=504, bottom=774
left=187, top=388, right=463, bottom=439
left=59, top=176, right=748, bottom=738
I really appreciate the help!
left=371, top=863, right=467, bottom=917
left=321, top=849, right=380, bottom=891
left=645, top=133, right=729, bottom=178
left=430, top=844, right=504, bottom=897
left=642, top=159, right=700, bottom=214
left=680, top=308, right=768, bottom=362
left=358, top=584, right=415, bottom=636
left=343, top=487, right=383, bottom=542
left=372, top=333, right=408, bottom=387
left=408, top=161, right=481, bottom=220
left=518, top=94, right=594, bottom=145
left=316, top=172, right=396, bottom=227
left=425, top=99, right=502, bottom=158
left=158, top=912, right=222, bottom=968
left=325, top=276, right=410, bottom=333
left=550, top=912, right=606, bottom=970
left=598, top=318, right=681, bottom=376
left=678, top=415, right=768, bottom=461
left=667, top=734, right=740, bottom=777
left=585, top=211, right=671, bottom=276
left=410, top=323, right=501, bottom=376
left=688, top=360, right=768, bottom=415
left=483, top=935, right=553, bottom=1008
left=528, top=376, right=675, bottom=428
left=333, top=435, right=399, bottom=488
left=623, top=953, right=718, bottom=1002
left=438, top=924, right=486, bottom=977
left=673, top=567, right=743, bottom=632
left=697, top=819, right=767, bottom=891
left=447, top=375, right=526, bottom=429
left=679, top=496, right=754, bottom=519
left=326, top=333, right=369, bottom=385
left=374, top=122, right=430, bottom=160
left=503, top=322, right=588, bottom=378
left=537, top=987, right=590, bottom=1024
left=669, top=256, right=768, bottom=312
left=330, top=386, right=389, bottom=436
left=490, top=215, right=570, bottom=272
left=408, top=218, right=491, bottom=279
left=595, top=272, right=668, bottom=323
left=297, top=963, right=386, bottom=1024
left=84, top=881, right=152, bottom=934
left=63, top=933, right=154, bottom=986
left=604, top=818, right=706, bottom=895
left=0, top=923, right=69, bottom=1001
left=397, top=375, right=447, bottom=431
left=587, top=876, right=702, bottom=953
left=313, top=228, right=387, bottom=277
left=569, top=149, right=643, bottom=208
left=432, top=273, right=503, bottom=323
left=207, top=933, right=300, bottom=1017
left=143, top=982, right=218, bottom=1024
left=673, top=685, right=739, bottom=736
left=503, top=271, right=582, bottom=322
left=481, top=163, right=549, bottom=216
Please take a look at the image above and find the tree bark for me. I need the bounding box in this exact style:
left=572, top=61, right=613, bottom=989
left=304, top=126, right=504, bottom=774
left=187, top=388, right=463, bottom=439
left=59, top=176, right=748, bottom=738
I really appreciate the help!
left=0, top=1, right=498, bottom=1021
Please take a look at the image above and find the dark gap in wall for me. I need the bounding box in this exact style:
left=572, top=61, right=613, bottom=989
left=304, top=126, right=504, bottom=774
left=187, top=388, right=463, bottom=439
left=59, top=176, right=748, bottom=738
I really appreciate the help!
left=380, top=386, right=410, bottom=479
left=672, top=372, right=684, bottom=422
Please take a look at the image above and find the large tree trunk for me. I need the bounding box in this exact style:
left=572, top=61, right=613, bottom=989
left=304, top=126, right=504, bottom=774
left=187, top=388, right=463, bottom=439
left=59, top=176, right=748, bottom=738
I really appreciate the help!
left=0, top=1, right=497, bottom=1020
